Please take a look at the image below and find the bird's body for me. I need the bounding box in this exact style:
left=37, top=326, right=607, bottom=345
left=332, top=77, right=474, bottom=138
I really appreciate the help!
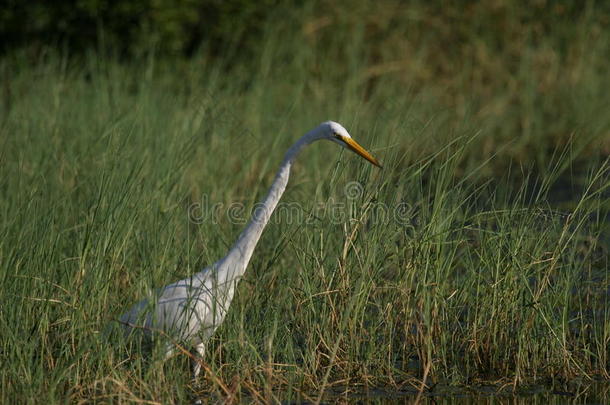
left=118, top=121, right=380, bottom=376
left=118, top=256, right=235, bottom=346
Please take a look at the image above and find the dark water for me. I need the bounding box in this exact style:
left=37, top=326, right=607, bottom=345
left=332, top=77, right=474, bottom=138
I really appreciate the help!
left=312, top=381, right=610, bottom=404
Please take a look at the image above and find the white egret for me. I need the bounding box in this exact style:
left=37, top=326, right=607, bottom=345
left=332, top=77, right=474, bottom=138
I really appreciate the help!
left=118, top=121, right=381, bottom=377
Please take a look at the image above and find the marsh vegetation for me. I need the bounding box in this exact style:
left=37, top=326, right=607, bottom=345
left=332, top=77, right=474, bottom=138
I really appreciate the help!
left=1, top=1, right=609, bottom=402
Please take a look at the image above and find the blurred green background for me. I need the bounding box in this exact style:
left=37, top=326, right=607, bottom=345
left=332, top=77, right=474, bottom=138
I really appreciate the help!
left=2, top=0, right=609, bottom=161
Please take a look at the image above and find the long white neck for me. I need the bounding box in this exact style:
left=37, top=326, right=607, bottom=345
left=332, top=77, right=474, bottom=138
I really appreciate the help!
left=216, top=129, right=323, bottom=285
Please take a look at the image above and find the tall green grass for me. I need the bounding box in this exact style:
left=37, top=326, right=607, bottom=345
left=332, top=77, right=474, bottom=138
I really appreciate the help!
left=1, top=3, right=609, bottom=402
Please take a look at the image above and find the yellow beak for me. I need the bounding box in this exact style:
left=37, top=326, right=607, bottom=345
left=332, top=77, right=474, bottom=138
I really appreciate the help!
left=343, top=137, right=382, bottom=168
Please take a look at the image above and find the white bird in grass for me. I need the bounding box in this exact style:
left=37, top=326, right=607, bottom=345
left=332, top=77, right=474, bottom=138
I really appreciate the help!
left=118, top=121, right=381, bottom=377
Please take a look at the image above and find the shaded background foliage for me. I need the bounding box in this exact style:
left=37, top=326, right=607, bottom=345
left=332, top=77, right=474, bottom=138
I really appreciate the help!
left=1, top=0, right=283, bottom=56
left=2, top=0, right=609, bottom=58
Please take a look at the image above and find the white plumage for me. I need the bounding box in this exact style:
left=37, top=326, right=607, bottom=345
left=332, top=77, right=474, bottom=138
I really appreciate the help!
left=118, top=121, right=381, bottom=377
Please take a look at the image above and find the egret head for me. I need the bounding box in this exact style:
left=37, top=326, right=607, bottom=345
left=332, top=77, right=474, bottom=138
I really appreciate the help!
left=320, top=121, right=382, bottom=168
